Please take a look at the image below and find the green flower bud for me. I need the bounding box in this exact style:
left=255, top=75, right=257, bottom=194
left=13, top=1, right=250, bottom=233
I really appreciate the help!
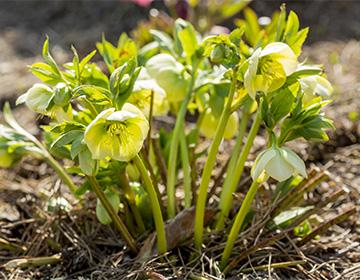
left=251, top=146, right=307, bottom=182
left=210, top=45, right=226, bottom=64
left=84, top=103, right=149, bottom=162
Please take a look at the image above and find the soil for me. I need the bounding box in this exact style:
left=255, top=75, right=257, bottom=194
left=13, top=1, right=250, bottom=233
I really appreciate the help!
left=0, top=1, right=360, bottom=279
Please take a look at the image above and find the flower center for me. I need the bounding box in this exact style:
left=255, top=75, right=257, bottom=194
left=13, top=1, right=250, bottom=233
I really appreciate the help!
left=107, top=122, right=126, bottom=135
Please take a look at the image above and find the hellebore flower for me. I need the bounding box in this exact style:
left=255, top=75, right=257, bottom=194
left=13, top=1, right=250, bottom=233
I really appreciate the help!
left=84, top=103, right=149, bottom=162
left=128, top=79, right=169, bottom=117
left=244, top=42, right=298, bottom=99
left=300, top=75, right=333, bottom=102
left=199, top=109, right=239, bottom=140
left=251, top=146, right=307, bottom=182
left=146, top=54, right=190, bottom=102
left=17, top=83, right=72, bottom=122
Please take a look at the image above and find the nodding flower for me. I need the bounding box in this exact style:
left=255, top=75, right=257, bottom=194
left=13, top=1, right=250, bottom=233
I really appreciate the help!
left=84, top=103, right=149, bottom=162
left=128, top=79, right=169, bottom=117
left=251, top=146, right=307, bottom=182
left=300, top=75, right=333, bottom=103
left=146, top=54, right=190, bottom=103
left=244, top=42, right=298, bottom=99
left=16, top=83, right=72, bottom=122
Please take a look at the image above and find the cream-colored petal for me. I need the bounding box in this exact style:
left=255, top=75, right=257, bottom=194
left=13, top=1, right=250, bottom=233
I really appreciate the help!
left=265, top=150, right=294, bottom=182
left=281, top=147, right=307, bottom=178
left=25, top=83, right=54, bottom=114
left=251, top=148, right=277, bottom=180
left=261, top=42, right=298, bottom=75
left=244, top=48, right=261, bottom=99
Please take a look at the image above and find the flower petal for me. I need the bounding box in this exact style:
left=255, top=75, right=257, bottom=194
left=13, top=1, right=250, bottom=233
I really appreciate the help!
left=261, top=42, right=298, bottom=75
left=244, top=48, right=261, bottom=99
left=251, top=148, right=277, bottom=181
left=281, top=147, right=307, bottom=178
left=265, top=149, right=294, bottom=182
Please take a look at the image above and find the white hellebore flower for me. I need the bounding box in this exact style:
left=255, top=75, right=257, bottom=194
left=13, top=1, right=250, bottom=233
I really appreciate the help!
left=17, top=83, right=71, bottom=122
left=300, top=75, right=333, bottom=102
left=128, top=79, right=169, bottom=117
left=146, top=53, right=189, bottom=102
left=84, top=103, right=149, bottom=162
left=244, top=42, right=298, bottom=99
left=251, top=146, right=307, bottom=182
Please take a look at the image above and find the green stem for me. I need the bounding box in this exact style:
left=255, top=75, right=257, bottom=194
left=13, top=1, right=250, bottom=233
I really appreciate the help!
left=45, top=155, right=77, bottom=196
left=167, top=69, right=197, bottom=218
left=194, top=72, right=237, bottom=249
left=119, top=171, right=146, bottom=233
left=179, top=128, right=192, bottom=208
left=87, top=176, right=138, bottom=253
left=133, top=155, right=167, bottom=254
left=215, top=111, right=250, bottom=229
left=216, top=109, right=262, bottom=229
left=221, top=180, right=259, bottom=267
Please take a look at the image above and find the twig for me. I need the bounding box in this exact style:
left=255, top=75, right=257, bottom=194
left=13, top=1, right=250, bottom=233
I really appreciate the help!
left=2, top=254, right=61, bottom=270
left=240, top=260, right=306, bottom=273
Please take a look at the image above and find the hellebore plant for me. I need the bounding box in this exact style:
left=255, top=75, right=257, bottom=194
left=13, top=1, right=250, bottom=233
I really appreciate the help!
left=0, top=6, right=334, bottom=272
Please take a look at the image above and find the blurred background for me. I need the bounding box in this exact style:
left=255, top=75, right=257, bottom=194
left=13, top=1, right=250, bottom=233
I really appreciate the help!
left=1, top=0, right=359, bottom=100
left=1, top=0, right=360, bottom=100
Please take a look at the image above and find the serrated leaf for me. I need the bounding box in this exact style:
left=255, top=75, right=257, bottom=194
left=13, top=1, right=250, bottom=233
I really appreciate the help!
left=50, top=130, right=83, bottom=151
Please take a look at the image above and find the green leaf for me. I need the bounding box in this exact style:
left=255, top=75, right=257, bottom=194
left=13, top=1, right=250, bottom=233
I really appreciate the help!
left=271, top=206, right=313, bottom=230
left=150, top=30, right=174, bottom=54
left=73, top=85, right=112, bottom=104
left=284, top=11, right=299, bottom=39
left=96, top=189, right=120, bottom=225
left=42, top=37, right=62, bottom=78
left=270, top=88, right=295, bottom=123
left=243, top=8, right=260, bottom=46
left=29, top=62, right=63, bottom=85
left=79, top=146, right=98, bottom=176
left=220, top=0, right=250, bottom=18
left=287, top=27, right=309, bottom=56
left=50, top=122, right=86, bottom=134
left=275, top=4, right=287, bottom=41
left=176, top=20, right=198, bottom=61
left=50, top=130, right=83, bottom=151
left=70, top=135, right=85, bottom=159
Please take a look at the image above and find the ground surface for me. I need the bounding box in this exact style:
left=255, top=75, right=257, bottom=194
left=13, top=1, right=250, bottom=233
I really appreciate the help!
left=0, top=2, right=360, bottom=279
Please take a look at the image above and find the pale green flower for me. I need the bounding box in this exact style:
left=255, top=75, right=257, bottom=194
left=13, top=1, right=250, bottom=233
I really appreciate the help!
left=244, top=42, right=298, bottom=99
left=300, top=75, right=333, bottom=103
left=128, top=79, right=169, bottom=117
left=17, top=83, right=72, bottom=122
left=84, top=103, right=149, bottom=162
left=199, top=109, right=239, bottom=140
left=251, top=146, right=307, bottom=182
left=146, top=54, right=189, bottom=102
